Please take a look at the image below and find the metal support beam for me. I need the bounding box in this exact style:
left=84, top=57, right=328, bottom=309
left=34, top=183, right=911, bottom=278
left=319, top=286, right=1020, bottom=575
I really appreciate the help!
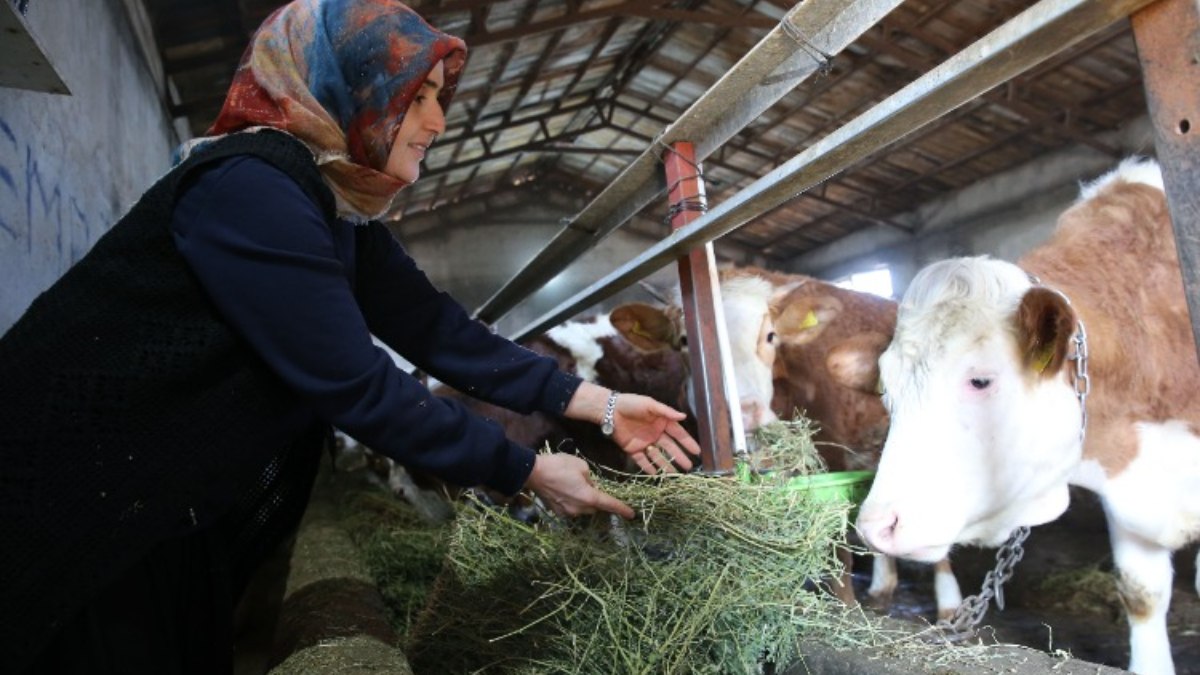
left=478, top=0, right=906, bottom=326
left=1133, top=0, right=1200, bottom=359
left=663, top=142, right=736, bottom=472
left=512, top=0, right=1157, bottom=340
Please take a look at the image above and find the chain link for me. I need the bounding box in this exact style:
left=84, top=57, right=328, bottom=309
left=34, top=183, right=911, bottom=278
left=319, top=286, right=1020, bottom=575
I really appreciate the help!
left=934, top=526, right=1030, bottom=642
left=1069, top=320, right=1090, bottom=441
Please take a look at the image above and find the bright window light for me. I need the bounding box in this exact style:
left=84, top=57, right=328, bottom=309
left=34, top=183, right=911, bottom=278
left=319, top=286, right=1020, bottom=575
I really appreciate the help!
left=835, top=268, right=893, bottom=298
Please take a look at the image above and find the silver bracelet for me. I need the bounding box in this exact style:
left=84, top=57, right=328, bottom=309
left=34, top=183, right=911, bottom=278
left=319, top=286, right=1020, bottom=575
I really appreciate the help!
left=600, top=391, right=619, bottom=436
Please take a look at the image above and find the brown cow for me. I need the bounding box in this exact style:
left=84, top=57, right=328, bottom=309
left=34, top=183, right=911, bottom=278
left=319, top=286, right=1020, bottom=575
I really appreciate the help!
left=725, top=266, right=895, bottom=469
left=721, top=266, right=960, bottom=618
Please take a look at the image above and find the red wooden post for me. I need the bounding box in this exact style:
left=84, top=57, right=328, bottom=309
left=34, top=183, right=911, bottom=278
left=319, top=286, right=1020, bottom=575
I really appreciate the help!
left=662, top=141, right=736, bottom=472
left=1132, top=0, right=1200, bottom=360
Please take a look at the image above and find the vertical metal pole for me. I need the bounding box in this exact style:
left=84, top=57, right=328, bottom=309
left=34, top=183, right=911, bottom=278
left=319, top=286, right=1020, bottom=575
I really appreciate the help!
left=1133, top=0, right=1200, bottom=359
left=663, top=142, right=735, bottom=472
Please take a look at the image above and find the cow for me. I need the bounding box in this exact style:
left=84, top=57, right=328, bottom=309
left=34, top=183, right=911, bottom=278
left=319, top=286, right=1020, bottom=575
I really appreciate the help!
left=855, top=157, right=1199, bottom=675
left=734, top=266, right=963, bottom=618
left=627, top=265, right=961, bottom=617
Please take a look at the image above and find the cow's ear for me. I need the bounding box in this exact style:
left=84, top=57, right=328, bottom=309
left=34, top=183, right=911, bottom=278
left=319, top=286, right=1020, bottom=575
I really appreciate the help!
left=826, top=331, right=892, bottom=392
left=773, top=295, right=844, bottom=345
left=610, top=302, right=679, bottom=351
left=1016, top=287, right=1076, bottom=377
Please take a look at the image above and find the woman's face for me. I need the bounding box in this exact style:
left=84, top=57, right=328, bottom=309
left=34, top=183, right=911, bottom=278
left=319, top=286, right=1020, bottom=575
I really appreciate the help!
left=385, top=60, right=447, bottom=183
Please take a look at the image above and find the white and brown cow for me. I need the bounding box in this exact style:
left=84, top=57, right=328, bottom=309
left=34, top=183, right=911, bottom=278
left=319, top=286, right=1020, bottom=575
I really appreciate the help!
left=856, top=158, right=1199, bottom=675
left=630, top=265, right=961, bottom=617
left=734, top=266, right=961, bottom=618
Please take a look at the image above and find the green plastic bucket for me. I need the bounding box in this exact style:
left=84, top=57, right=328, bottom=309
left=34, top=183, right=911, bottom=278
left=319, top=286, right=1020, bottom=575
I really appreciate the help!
left=735, top=463, right=875, bottom=510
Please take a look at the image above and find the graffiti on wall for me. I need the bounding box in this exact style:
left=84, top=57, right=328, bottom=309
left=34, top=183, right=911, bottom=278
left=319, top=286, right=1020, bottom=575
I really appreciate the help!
left=0, top=116, right=105, bottom=269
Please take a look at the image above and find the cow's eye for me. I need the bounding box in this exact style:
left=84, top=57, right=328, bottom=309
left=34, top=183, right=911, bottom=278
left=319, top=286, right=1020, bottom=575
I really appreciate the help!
left=969, top=377, right=992, bottom=390
left=766, top=331, right=776, bottom=344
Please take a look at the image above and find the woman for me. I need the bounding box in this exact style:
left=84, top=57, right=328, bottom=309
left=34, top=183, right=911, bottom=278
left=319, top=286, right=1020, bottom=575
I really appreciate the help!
left=0, top=1, right=699, bottom=672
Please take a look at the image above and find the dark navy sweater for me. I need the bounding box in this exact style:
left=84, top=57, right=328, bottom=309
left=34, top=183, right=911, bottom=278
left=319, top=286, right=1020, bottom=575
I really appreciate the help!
left=170, top=155, right=582, bottom=495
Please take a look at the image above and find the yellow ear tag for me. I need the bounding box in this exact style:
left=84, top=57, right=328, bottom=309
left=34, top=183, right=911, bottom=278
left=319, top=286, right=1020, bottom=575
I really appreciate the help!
left=875, top=378, right=885, bottom=396
left=1033, top=346, right=1054, bottom=374
left=630, top=320, right=654, bottom=340
left=800, top=310, right=819, bottom=329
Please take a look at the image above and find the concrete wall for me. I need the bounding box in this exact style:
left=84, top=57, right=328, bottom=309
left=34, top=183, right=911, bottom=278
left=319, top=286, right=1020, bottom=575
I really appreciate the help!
left=786, top=116, right=1160, bottom=298
left=392, top=186, right=709, bottom=338
left=0, top=0, right=179, bottom=332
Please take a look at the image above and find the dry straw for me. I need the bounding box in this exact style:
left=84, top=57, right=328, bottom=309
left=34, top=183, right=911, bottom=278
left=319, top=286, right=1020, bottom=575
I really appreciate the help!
left=406, top=418, right=897, bottom=674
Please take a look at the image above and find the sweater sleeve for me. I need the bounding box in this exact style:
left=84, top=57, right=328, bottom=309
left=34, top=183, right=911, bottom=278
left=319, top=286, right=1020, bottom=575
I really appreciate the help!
left=169, top=156, right=541, bottom=495
left=352, top=222, right=583, bottom=416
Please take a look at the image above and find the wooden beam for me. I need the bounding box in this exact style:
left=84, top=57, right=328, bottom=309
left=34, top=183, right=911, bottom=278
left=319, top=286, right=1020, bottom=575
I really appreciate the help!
left=463, top=1, right=775, bottom=48
left=664, top=142, right=737, bottom=471
left=1132, top=0, right=1200, bottom=358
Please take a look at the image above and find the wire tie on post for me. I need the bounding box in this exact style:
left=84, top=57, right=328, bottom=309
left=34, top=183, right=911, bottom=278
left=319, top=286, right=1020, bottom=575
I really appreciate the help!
left=654, top=137, right=708, bottom=224
left=779, top=16, right=833, bottom=78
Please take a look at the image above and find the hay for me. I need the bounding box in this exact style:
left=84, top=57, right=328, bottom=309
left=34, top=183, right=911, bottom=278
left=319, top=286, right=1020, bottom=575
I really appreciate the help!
left=341, top=489, right=452, bottom=636
left=268, top=635, right=413, bottom=674
left=745, top=415, right=828, bottom=476
left=406, top=418, right=886, bottom=674
left=1028, top=565, right=1122, bottom=619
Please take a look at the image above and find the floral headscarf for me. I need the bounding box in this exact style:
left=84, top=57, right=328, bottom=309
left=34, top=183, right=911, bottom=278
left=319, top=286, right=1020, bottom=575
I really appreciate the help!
left=184, top=0, right=466, bottom=220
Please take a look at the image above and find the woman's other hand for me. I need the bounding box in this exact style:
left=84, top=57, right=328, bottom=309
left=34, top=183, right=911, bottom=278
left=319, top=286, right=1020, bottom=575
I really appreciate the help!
left=524, top=453, right=634, bottom=519
left=564, top=381, right=701, bottom=476
left=610, top=392, right=699, bottom=474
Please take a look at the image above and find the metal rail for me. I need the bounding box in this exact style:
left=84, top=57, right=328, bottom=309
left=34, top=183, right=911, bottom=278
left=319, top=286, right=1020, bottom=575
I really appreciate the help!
left=511, top=0, right=1158, bottom=343
left=474, top=0, right=906, bottom=327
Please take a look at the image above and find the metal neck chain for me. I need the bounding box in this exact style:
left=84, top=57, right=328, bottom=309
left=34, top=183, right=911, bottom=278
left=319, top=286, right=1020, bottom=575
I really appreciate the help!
left=934, top=525, right=1030, bottom=642
left=1024, top=272, right=1090, bottom=441
left=1068, top=320, right=1090, bottom=442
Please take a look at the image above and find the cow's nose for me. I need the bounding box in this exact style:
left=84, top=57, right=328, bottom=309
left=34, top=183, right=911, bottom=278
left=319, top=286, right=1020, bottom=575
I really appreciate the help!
left=740, top=400, right=776, bottom=432
left=856, top=505, right=900, bottom=555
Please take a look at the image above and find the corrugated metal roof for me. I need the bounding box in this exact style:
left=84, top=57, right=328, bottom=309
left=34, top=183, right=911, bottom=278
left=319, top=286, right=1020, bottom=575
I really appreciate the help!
left=144, top=0, right=1145, bottom=266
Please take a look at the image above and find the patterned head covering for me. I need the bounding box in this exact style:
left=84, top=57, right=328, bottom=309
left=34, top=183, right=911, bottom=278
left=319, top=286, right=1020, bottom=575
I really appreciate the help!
left=193, top=0, right=466, bottom=220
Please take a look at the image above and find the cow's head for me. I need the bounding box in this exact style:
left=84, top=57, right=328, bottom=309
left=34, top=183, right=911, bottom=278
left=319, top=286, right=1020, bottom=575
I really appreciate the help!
left=856, top=257, right=1082, bottom=562
left=610, top=274, right=793, bottom=436
left=717, top=273, right=790, bottom=433
left=767, top=277, right=896, bottom=464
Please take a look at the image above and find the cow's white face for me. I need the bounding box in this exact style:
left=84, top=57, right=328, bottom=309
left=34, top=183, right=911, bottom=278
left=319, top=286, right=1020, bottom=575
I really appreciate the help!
left=610, top=275, right=781, bottom=438
left=719, top=275, right=780, bottom=433
left=857, top=258, right=1083, bottom=562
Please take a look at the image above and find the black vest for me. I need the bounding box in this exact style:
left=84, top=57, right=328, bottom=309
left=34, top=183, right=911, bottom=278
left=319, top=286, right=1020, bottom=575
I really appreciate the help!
left=0, top=130, right=336, bottom=670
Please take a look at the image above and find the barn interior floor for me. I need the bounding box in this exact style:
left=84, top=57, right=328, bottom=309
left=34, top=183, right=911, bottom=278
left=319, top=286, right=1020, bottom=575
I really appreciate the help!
left=855, top=487, right=1200, bottom=674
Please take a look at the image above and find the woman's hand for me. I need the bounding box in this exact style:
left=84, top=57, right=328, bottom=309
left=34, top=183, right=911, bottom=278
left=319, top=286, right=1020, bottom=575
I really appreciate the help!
left=610, top=392, right=699, bottom=474
left=564, top=381, right=701, bottom=476
left=524, top=453, right=634, bottom=519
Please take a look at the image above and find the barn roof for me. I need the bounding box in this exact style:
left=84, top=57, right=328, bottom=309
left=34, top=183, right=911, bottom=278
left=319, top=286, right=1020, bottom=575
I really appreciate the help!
left=144, top=0, right=1149, bottom=314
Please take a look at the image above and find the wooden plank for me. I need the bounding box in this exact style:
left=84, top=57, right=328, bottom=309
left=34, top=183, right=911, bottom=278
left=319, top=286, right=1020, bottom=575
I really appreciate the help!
left=664, top=142, right=737, bottom=472
left=1132, top=0, right=1200, bottom=358
left=0, top=2, right=69, bottom=95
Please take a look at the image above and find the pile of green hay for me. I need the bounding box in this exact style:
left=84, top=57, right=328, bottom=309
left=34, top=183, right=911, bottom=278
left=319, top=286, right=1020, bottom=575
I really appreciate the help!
left=405, top=419, right=882, bottom=674
left=1028, top=565, right=1122, bottom=620
left=341, top=489, right=452, bottom=636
